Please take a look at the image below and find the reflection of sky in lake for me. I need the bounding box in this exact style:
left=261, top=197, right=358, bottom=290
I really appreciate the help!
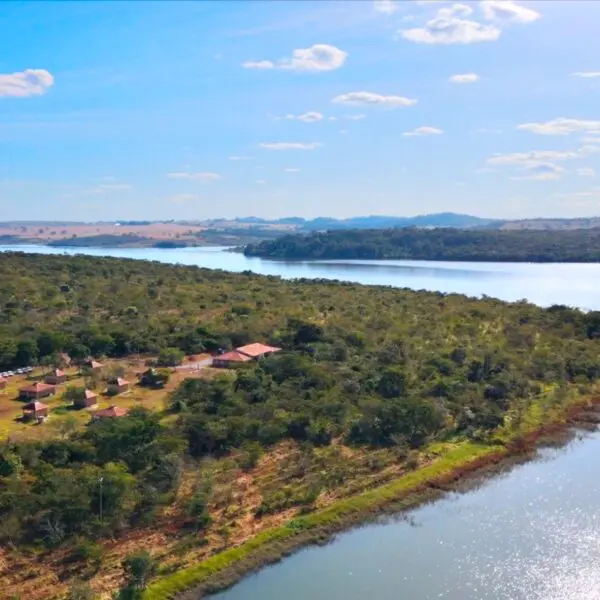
left=211, top=432, right=600, bottom=600
left=2, top=245, right=600, bottom=310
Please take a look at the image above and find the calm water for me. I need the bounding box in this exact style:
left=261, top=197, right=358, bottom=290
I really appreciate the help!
left=2, top=244, right=600, bottom=309
left=212, top=432, right=600, bottom=600
left=3, top=243, right=600, bottom=598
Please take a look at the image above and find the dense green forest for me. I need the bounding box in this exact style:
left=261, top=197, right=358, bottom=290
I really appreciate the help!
left=2, top=252, right=600, bottom=596
left=243, top=227, right=600, bottom=262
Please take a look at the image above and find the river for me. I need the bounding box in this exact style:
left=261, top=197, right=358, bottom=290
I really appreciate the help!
left=3, top=244, right=600, bottom=599
left=2, top=244, right=600, bottom=309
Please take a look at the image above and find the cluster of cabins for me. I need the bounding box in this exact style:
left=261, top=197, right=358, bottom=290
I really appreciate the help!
left=9, top=341, right=281, bottom=424
left=16, top=359, right=132, bottom=423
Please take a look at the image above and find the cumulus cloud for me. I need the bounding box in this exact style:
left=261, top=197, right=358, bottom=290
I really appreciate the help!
left=167, top=172, right=222, bottom=181
left=487, top=150, right=579, bottom=166
left=518, top=118, right=600, bottom=135
left=242, top=44, right=347, bottom=72
left=577, top=167, right=596, bottom=177
left=572, top=72, right=600, bottom=78
left=513, top=163, right=565, bottom=181
left=403, top=126, right=443, bottom=136
left=284, top=168, right=300, bottom=172
left=480, top=0, right=540, bottom=23
left=401, top=4, right=501, bottom=44
left=279, top=111, right=324, bottom=123
left=255, top=180, right=267, bottom=184
left=0, top=69, right=54, bottom=97
left=259, top=142, right=320, bottom=150
left=582, top=136, right=600, bottom=144
left=332, top=91, right=417, bottom=107
left=374, top=0, right=399, bottom=14
left=449, top=73, right=479, bottom=83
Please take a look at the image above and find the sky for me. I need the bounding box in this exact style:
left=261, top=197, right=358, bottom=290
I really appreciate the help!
left=2, top=0, right=600, bottom=222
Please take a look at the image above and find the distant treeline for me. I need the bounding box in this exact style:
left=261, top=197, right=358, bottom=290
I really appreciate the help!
left=244, top=228, right=600, bottom=262
left=48, top=234, right=153, bottom=247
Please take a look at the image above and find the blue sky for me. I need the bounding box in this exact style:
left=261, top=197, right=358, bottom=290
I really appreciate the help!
left=2, top=0, right=600, bottom=221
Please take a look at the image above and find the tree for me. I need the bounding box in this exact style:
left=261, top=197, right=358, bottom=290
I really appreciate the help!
left=15, top=339, right=38, bottom=367
left=122, top=550, right=157, bottom=590
left=139, top=368, right=169, bottom=389
left=157, top=347, right=184, bottom=367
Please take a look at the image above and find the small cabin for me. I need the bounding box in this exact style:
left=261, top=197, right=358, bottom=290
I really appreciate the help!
left=19, top=382, right=56, bottom=400
left=92, top=405, right=129, bottom=420
left=212, top=351, right=252, bottom=369
left=23, top=401, right=50, bottom=422
left=85, top=359, right=104, bottom=372
left=74, top=388, right=98, bottom=409
left=236, top=343, right=282, bottom=360
left=107, top=377, right=130, bottom=395
left=45, top=368, right=67, bottom=385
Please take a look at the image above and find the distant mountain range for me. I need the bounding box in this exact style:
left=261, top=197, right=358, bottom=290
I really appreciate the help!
left=225, top=213, right=600, bottom=232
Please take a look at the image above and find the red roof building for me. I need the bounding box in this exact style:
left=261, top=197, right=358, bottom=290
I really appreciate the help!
left=19, top=381, right=56, bottom=400
left=45, top=368, right=67, bottom=385
left=86, top=360, right=104, bottom=371
left=93, top=405, right=129, bottom=420
left=23, top=401, right=50, bottom=420
left=236, top=343, right=282, bottom=359
left=107, top=377, right=130, bottom=395
left=212, top=351, right=253, bottom=368
left=74, top=388, right=98, bottom=409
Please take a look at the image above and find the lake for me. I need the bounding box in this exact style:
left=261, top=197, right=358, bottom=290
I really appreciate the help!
left=2, top=244, right=600, bottom=310
left=212, top=431, right=600, bottom=600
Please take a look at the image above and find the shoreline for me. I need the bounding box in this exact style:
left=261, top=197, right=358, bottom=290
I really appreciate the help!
left=143, top=396, right=600, bottom=600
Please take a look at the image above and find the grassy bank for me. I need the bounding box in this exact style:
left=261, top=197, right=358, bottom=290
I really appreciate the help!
left=144, top=390, right=598, bottom=600
left=143, top=443, right=503, bottom=600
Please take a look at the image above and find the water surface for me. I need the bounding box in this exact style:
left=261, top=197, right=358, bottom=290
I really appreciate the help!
left=2, top=244, right=599, bottom=309
left=212, top=431, right=600, bottom=600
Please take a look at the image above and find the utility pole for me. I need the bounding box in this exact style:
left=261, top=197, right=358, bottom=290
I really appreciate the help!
left=99, top=476, right=104, bottom=527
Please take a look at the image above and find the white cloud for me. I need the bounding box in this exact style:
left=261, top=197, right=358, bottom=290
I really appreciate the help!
left=242, top=60, right=275, bottom=70
left=487, top=150, right=579, bottom=166
left=167, top=172, right=222, bottom=181
left=329, top=114, right=366, bottom=121
left=0, top=69, right=54, bottom=97
left=98, top=183, right=133, bottom=191
left=332, top=91, right=417, bottom=107
left=170, top=193, right=199, bottom=203
left=255, top=180, right=267, bottom=184
left=401, top=4, right=501, bottom=44
left=403, top=126, right=443, bottom=136
left=512, top=163, right=565, bottom=181
left=259, top=142, right=320, bottom=150
left=284, top=168, right=301, bottom=172
left=374, top=0, right=399, bottom=14
left=242, top=44, right=347, bottom=72
left=480, top=1, right=540, bottom=24
left=279, top=111, right=324, bottom=123
left=579, top=144, right=600, bottom=156
left=449, top=73, right=479, bottom=83
left=572, top=72, right=600, bottom=79
left=577, top=167, right=596, bottom=177
left=518, top=118, right=600, bottom=136
left=228, top=155, right=254, bottom=161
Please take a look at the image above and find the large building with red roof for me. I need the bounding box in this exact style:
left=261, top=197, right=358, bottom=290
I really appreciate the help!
left=19, top=381, right=56, bottom=400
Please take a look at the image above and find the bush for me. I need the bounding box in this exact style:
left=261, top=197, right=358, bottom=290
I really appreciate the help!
left=157, top=347, right=185, bottom=367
